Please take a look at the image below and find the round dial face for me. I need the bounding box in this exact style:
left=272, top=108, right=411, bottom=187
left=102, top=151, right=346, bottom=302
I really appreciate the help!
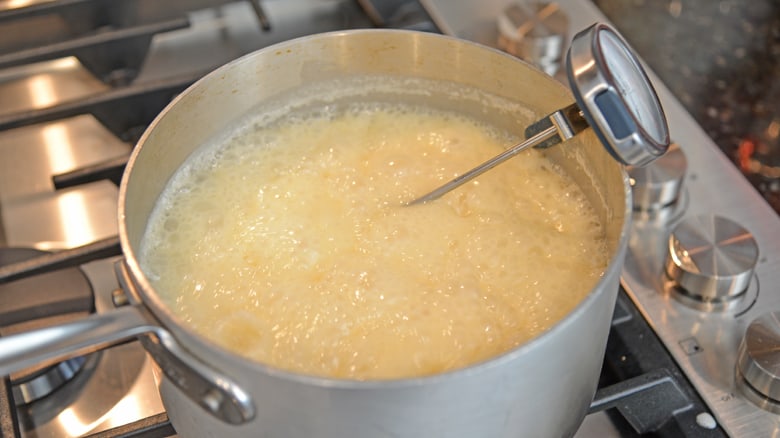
left=598, top=29, right=667, bottom=145
left=567, top=23, right=670, bottom=166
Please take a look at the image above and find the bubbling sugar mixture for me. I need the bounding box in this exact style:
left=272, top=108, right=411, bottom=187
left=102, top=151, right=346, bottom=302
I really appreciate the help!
left=140, top=102, right=608, bottom=380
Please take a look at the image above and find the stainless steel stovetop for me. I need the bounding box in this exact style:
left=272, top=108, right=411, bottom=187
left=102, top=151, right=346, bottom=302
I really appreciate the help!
left=1, top=0, right=780, bottom=437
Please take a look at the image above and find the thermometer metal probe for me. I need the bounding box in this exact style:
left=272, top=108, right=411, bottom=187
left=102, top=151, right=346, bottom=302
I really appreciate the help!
left=408, top=23, right=670, bottom=206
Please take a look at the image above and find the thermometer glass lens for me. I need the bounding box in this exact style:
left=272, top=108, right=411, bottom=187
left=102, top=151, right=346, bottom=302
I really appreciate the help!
left=599, top=29, right=667, bottom=145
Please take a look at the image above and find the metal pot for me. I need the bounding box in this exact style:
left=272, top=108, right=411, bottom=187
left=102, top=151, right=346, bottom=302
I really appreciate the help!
left=0, top=29, right=631, bottom=437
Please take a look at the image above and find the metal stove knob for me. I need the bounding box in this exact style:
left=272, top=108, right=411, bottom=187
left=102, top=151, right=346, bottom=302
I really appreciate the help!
left=665, top=215, right=758, bottom=309
left=496, top=3, right=569, bottom=77
left=628, top=143, right=686, bottom=211
left=737, top=312, right=780, bottom=412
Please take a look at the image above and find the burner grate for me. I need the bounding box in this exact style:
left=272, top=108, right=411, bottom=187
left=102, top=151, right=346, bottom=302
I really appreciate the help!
left=0, top=73, right=199, bottom=141
left=591, top=290, right=725, bottom=437
left=84, top=413, right=174, bottom=438
left=0, top=237, right=120, bottom=285
left=0, top=0, right=272, bottom=84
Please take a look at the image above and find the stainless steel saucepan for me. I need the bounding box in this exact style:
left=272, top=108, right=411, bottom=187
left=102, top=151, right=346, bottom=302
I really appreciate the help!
left=0, top=29, right=635, bottom=437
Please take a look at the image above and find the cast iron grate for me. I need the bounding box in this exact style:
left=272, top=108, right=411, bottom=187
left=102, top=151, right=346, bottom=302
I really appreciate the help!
left=590, top=289, right=727, bottom=437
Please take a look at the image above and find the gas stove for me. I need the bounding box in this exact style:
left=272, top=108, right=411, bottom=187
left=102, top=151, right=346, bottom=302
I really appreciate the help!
left=0, top=0, right=779, bottom=437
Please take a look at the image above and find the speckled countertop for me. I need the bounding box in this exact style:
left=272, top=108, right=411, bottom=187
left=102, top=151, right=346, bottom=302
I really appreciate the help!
left=592, top=0, right=780, bottom=212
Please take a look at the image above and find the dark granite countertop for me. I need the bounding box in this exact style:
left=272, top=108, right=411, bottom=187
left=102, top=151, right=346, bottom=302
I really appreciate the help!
left=592, top=0, right=780, bottom=212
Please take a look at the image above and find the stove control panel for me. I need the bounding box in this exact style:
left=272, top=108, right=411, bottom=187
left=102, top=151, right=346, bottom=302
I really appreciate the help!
left=620, top=126, right=779, bottom=436
left=621, top=134, right=780, bottom=438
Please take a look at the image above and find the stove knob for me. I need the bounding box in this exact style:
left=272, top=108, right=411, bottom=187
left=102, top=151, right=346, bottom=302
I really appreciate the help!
left=737, top=312, right=780, bottom=412
left=496, top=3, right=568, bottom=77
left=628, top=143, right=686, bottom=211
left=665, top=215, right=758, bottom=309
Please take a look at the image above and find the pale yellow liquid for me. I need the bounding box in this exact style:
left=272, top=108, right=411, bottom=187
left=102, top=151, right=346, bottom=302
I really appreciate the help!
left=140, top=103, right=608, bottom=380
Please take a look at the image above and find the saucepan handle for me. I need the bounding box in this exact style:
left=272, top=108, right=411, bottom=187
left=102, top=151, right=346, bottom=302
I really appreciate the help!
left=137, top=324, right=256, bottom=424
left=0, top=262, right=255, bottom=425
left=0, top=305, right=155, bottom=376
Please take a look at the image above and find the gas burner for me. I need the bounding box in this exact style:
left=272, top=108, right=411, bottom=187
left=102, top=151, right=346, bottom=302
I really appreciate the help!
left=0, top=248, right=93, bottom=404
left=0, top=252, right=163, bottom=437
left=12, top=357, right=87, bottom=406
